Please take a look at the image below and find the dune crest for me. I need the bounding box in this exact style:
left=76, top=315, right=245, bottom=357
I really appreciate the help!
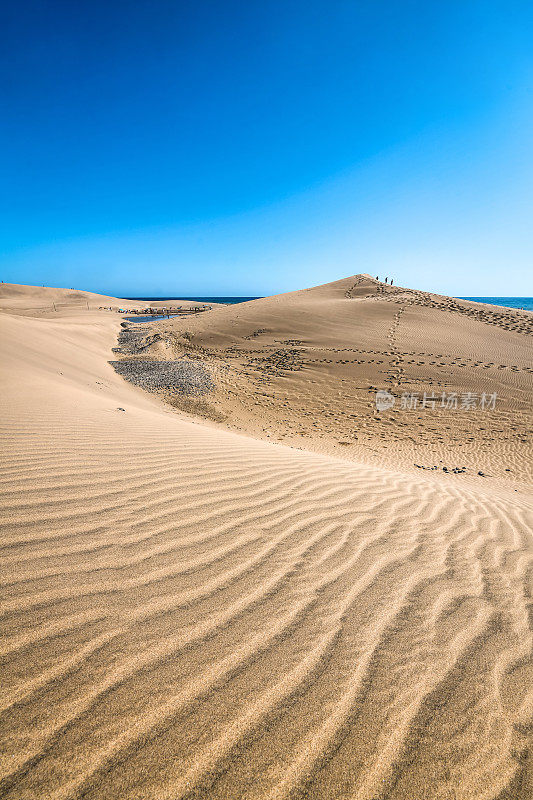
left=142, top=273, right=533, bottom=486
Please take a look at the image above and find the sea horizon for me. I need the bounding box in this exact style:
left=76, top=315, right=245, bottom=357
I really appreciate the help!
left=125, top=296, right=263, bottom=305
left=459, top=296, right=533, bottom=311
left=124, top=295, right=533, bottom=311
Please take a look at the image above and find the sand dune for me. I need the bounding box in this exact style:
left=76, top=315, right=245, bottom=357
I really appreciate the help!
left=0, top=283, right=213, bottom=316
left=153, top=274, right=533, bottom=486
left=0, top=279, right=532, bottom=799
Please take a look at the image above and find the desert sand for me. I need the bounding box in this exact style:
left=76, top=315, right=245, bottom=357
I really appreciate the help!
left=0, top=283, right=214, bottom=317
left=0, top=277, right=532, bottom=800
left=156, top=274, right=533, bottom=488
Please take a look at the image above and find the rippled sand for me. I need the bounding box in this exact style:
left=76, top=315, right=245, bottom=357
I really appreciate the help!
left=0, top=280, right=532, bottom=799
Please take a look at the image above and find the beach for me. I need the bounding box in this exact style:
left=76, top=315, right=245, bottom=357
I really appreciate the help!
left=1, top=277, right=532, bottom=800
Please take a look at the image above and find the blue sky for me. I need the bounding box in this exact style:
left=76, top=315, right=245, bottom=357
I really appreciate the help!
left=1, top=1, right=532, bottom=296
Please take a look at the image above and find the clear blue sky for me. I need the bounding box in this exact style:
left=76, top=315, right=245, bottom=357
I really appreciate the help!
left=1, top=1, right=532, bottom=296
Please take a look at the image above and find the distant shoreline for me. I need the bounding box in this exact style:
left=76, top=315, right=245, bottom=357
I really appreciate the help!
left=459, top=297, right=533, bottom=312
left=122, top=295, right=533, bottom=311
left=125, top=296, right=263, bottom=305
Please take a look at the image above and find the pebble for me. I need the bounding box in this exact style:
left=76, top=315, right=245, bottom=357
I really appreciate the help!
left=109, top=359, right=215, bottom=396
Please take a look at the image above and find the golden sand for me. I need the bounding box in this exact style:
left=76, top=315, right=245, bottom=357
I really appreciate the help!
left=0, top=278, right=532, bottom=799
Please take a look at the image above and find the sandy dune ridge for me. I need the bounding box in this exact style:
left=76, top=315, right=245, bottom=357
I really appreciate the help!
left=146, top=274, right=532, bottom=485
left=0, top=282, right=213, bottom=316
left=0, top=280, right=532, bottom=799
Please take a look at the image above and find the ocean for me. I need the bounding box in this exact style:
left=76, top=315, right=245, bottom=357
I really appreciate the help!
left=125, top=296, right=263, bottom=305
left=459, top=297, right=533, bottom=311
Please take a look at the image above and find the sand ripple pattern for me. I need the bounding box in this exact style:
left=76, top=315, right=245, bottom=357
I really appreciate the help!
left=1, top=406, right=532, bottom=799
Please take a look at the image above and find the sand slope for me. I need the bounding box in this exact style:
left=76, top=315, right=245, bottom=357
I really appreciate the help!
left=0, top=283, right=213, bottom=316
left=155, top=274, right=533, bottom=486
left=0, top=285, right=532, bottom=799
